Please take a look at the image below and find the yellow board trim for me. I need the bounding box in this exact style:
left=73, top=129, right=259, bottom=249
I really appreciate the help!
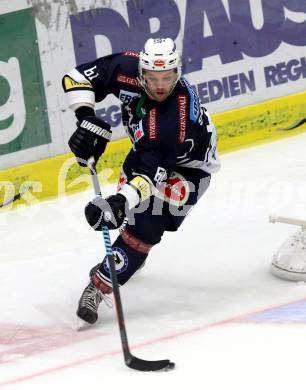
left=0, top=138, right=131, bottom=210
left=216, top=90, right=306, bottom=152
left=1, top=90, right=306, bottom=209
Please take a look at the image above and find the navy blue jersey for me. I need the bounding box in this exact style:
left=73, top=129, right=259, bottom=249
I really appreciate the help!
left=64, top=52, right=220, bottom=186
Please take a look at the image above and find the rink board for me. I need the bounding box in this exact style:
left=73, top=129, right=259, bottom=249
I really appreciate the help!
left=1, top=89, right=306, bottom=209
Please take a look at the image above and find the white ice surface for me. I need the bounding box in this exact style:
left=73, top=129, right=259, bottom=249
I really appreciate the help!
left=2, top=133, right=306, bottom=389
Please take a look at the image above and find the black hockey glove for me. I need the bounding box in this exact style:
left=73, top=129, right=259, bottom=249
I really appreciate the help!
left=68, top=116, right=112, bottom=167
left=84, top=193, right=127, bottom=230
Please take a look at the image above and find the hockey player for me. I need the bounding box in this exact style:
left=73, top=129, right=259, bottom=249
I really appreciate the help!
left=62, top=38, right=220, bottom=324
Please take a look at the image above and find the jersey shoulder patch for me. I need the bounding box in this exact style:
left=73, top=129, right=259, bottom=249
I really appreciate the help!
left=62, top=75, right=93, bottom=92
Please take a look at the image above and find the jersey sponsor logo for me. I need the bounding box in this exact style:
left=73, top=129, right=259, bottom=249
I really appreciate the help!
left=154, top=166, right=167, bottom=184
left=156, top=172, right=190, bottom=207
left=128, top=120, right=144, bottom=143
left=153, top=59, right=165, bottom=67
left=181, top=77, right=200, bottom=122
left=119, top=89, right=140, bottom=104
left=80, top=120, right=111, bottom=139
left=62, top=75, right=93, bottom=92
left=133, top=123, right=144, bottom=142
left=123, top=103, right=144, bottom=143
left=117, top=73, right=141, bottom=87
left=123, top=51, right=139, bottom=58
left=148, top=108, right=157, bottom=140
left=178, top=94, right=187, bottom=144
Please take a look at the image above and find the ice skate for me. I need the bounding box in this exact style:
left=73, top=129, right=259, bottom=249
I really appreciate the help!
left=76, top=264, right=112, bottom=325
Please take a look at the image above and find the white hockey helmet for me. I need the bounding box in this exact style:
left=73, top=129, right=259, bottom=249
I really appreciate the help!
left=138, top=38, right=182, bottom=90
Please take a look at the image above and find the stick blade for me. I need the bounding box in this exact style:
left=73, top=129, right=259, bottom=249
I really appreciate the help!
left=126, top=356, right=175, bottom=372
left=277, top=118, right=306, bottom=131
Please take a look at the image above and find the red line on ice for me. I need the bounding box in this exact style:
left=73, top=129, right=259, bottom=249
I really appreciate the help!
left=1, top=296, right=306, bottom=387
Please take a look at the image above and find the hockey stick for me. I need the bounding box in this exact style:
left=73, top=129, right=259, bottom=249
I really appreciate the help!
left=0, top=185, right=30, bottom=208
left=87, top=157, right=175, bottom=372
left=277, top=118, right=306, bottom=131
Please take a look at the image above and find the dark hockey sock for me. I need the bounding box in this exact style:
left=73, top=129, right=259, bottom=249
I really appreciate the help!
left=97, top=232, right=149, bottom=286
